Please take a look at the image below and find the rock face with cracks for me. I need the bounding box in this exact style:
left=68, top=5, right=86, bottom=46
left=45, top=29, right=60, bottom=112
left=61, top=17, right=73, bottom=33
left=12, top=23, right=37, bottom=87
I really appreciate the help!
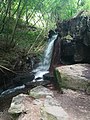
left=8, top=86, right=69, bottom=120
left=50, top=14, right=90, bottom=71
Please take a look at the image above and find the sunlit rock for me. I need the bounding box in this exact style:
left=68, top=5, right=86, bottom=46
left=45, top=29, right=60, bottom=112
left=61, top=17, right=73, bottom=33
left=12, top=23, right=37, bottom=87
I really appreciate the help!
left=55, top=64, right=90, bottom=93
left=41, top=106, right=69, bottom=120
left=29, top=85, right=54, bottom=99
left=8, top=86, right=69, bottom=120
left=8, top=94, right=32, bottom=114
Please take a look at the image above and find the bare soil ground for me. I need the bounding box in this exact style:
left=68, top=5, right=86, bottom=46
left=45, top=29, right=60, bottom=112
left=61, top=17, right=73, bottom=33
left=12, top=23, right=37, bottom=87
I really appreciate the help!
left=0, top=89, right=90, bottom=120
left=54, top=89, right=90, bottom=120
left=0, top=98, right=11, bottom=120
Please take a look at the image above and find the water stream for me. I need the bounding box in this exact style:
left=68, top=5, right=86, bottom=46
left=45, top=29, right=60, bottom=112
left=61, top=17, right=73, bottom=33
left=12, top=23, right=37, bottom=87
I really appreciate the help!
left=33, top=34, right=58, bottom=81
left=0, top=33, right=58, bottom=97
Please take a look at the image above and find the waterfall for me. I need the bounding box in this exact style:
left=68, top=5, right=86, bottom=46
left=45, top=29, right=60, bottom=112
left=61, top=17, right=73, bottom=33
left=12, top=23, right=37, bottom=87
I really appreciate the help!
left=0, top=33, right=58, bottom=97
left=33, top=34, right=58, bottom=81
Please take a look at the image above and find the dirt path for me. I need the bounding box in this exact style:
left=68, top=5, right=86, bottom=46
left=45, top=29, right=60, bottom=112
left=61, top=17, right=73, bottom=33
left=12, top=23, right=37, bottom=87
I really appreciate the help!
left=0, top=89, right=90, bottom=120
left=54, top=89, right=90, bottom=120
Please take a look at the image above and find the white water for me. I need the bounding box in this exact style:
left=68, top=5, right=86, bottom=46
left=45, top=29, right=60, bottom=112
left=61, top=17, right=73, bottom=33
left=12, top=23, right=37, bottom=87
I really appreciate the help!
left=0, top=34, right=58, bottom=97
left=33, top=34, right=58, bottom=80
left=1, top=85, right=25, bottom=97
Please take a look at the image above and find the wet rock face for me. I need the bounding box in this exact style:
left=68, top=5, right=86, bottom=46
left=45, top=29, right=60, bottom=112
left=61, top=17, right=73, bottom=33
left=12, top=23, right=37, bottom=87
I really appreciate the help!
left=12, top=73, right=35, bottom=86
left=57, top=17, right=88, bottom=40
left=53, top=16, right=90, bottom=65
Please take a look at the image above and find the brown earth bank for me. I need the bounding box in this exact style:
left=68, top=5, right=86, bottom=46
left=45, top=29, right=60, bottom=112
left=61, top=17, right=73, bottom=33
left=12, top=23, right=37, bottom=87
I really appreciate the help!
left=0, top=88, right=90, bottom=120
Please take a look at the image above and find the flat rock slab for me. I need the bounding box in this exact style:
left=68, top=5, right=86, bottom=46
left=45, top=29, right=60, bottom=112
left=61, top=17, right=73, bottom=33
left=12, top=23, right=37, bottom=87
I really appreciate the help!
left=29, top=85, right=54, bottom=98
left=55, top=64, right=90, bottom=94
left=42, top=106, right=69, bottom=120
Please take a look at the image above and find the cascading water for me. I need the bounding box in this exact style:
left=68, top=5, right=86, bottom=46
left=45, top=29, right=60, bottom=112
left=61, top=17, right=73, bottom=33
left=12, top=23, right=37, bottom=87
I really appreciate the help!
left=0, top=33, right=58, bottom=97
left=33, top=34, right=58, bottom=81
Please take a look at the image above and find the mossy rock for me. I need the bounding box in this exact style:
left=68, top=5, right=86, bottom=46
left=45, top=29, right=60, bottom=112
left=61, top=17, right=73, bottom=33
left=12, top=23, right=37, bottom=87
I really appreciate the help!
left=55, top=64, right=90, bottom=93
left=86, top=85, right=90, bottom=95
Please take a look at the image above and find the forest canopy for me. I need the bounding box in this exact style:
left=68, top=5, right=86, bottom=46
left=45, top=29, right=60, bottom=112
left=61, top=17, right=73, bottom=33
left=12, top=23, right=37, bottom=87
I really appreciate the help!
left=0, top=0, right=90, bottom=70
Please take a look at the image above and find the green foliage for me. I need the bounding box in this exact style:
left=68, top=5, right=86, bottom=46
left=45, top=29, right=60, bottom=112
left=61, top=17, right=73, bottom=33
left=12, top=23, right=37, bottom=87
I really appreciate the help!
left=0, top=0, right=90, bottom=69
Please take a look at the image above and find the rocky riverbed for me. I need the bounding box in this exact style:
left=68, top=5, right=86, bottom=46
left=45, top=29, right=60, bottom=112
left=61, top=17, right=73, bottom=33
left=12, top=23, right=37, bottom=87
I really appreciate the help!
left=0, top=86, right=90, bottom=120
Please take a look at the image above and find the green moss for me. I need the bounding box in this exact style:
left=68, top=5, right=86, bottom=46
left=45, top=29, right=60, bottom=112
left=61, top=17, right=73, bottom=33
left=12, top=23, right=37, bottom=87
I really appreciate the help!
left=54, top=68, right=69, bottom=89
left=46, top=113, right=57, bottom=120
left=86, top=87, right=90, bottom=94
left=54, top=68, right=89, bottom=92
left=63, top=34, right=73, bottom=40
left=54, top=69, right=62, bottom=90
left=61, top=72, right=89, bottom=91
left=10, top=113, right=20, bottom=120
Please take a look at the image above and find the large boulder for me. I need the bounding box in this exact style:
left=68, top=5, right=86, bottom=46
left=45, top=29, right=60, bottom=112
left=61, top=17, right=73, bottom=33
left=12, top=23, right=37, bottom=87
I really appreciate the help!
left=8, top=94, right=33, bottom=114
left=12, top=73, right=35, bottom=86
left=55, top=64, right=90, bottom=94
left=8, top=86, right=69, bottom=120
left=55, top=15, right=90, bottom=65
left=8, top=93, right=42, bottom=120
